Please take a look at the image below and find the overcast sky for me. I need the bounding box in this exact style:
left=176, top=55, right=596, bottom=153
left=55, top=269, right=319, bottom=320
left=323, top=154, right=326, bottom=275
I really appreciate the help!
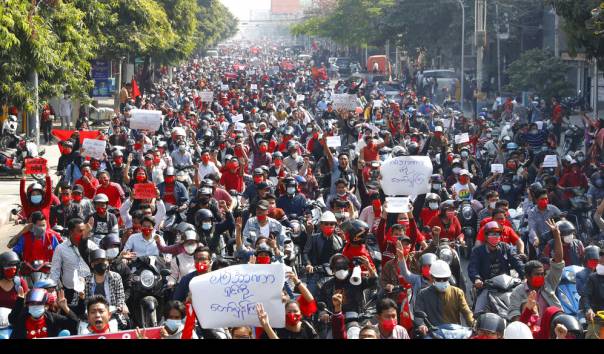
left=219, top=0, right=271, bottom=20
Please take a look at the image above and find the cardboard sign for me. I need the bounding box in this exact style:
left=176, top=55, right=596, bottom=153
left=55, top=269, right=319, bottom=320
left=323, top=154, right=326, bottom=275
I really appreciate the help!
left=133, top=183, right=157, bottom=200
left=58, top=327, right=162, bottom=339
left=231, top=114, right=244, bottom=123
left=81, top=138, right=107, bottom=160
left=326, top=135, right=341, bottom=148
left=130, top=109, right=162, bottom=131
left=385, top=197, right=410, bottom=213
left=454, top=133, right=469, bottom=144
left=221, top=84, right=229, bottom=91
left=250, top=84, right=258, bottom=90
left=380, top=156, right=433, bottom=196
left=24, top=157, right=47, bottom=175
left=296, top=94, right=305, bottom=102
left=189, top=263, right=286, bottom=328
left=543, top=155, right=558, bottom=168
left=199, top=91, right=214, bottom=102
left=490, top=164, right=504, bottom=174
left=331, top=94, right=359, bottom=111
left=373, top=100, right=383, bottom=108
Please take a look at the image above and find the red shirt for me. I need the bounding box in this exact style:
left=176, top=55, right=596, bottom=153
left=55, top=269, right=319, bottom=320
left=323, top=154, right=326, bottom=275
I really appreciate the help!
left=95, top=182, right=124, bottom=209
left=419, top=208, right=439, bottom=227
left=163, top=183, right=177, bottom=205
left=25, top=315, right=48, bottom=339
left=475, top=224, right=520, bottom=245
left=0, top=277, right=28, bottom=308
left=20, top=176, right=53, bottom=228
left=220, top=169, right=244, bottom=193
left=426, top=215, right=462, bottom=241
left=22, top=231, right=56, bottom=265
left=75, top=176, right=99, bottom=199
left=559, top=172, right=589, bottom=199
left=342, top=243, right=375, bottom=272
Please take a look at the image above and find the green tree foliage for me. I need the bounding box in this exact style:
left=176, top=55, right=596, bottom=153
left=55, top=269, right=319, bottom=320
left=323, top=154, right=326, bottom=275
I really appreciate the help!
left=195, top=0, right=239, bottom=50
left=505, top=48, right=572, bottom=100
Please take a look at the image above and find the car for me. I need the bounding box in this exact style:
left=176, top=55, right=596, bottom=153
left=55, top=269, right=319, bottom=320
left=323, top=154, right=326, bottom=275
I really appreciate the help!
left=336, top=57, right=352, bottom=76
left=377, top=81, right=404, bottom=104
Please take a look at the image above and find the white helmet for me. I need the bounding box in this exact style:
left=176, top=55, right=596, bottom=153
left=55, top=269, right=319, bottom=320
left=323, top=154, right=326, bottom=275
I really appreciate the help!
left=172, top=127, right=186, bottom=137
left=320, top=211, right=337, bottom=223
left=93, top=193, right=109, bottom=203
left=503, top=321, right=533, bottom=339
left=429, top=259, right=452, bottom=278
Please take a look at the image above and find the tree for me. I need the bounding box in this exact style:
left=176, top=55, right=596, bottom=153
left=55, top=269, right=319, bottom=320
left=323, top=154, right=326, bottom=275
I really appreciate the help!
left=195, top=0, right=238, bottom=51
left=505, top=48, right=572, bottom=100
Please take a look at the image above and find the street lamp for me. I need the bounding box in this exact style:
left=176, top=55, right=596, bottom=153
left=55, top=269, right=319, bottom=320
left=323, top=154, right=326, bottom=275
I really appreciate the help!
left=457, top=0, right=465, bottom=113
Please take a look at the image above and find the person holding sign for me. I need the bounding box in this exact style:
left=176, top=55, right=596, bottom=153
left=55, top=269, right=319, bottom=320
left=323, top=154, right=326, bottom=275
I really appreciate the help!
left=259, top=300, right=319, bottom=339
left=20, top=169, right=53, bottom=228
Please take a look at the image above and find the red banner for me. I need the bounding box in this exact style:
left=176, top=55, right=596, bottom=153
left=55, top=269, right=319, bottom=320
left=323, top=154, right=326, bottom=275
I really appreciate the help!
left=24, top=157, right=47, bottom=175
left=133, top=183, right=157, bottom=200
left=51, top=129, right=101, bottom=144
left=60, top=327, right=162, bottom=340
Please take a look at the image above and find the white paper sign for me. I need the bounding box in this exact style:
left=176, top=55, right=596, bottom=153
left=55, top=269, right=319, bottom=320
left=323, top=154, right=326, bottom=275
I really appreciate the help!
left=367, top=124, right=381, bottom=135
left=454, top=132, right=469, bottom=144
left=81, top=138, right=107, bottom=160
left=234, top=122, right=247, bottom=131
left=490, top=164, right=504, bottom=174
left=231, top=114, right=244, bottom=123
left=380, top=156, right=433, bottom=196
left=442, top=118, right=454, bottom=130
left=543, top=155, right=558, bottom=168
left=199, top=91, right=214, bottom=102
left=130, top=109, right=162, bottom=131
left=331, top=94, right=359, bottom=111
left=373, top=100, right=383, bottom=108
left=535, top=121, right=543, bottom=130
left=72, top=271, right=85, bottom=293
left=385, top=197, right=410, bottom=213
left=250, top=84, right=258, bottom=90
left=296, top=94, right=305, bottom=102
left=326, top=135, right=341, bottom=148
left=221, top=84, right=229, bottom=91
left=189, top=263, right=286, bottom=328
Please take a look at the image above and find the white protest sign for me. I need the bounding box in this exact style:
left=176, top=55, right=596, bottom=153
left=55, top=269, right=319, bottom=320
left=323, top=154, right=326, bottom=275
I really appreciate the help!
left=81, top=138, right=107, bottom=160
left=130, top=109, right=162, bottom=131
left=235, top=122, right=247, bottom=131
left=72, top=271, right=85, bottom=293
left=367, top=124, right=381, bottom=135
left=373, top=100, right=383, bottom=108
left=250, top=84, right=258, bottom=90
left=535, top=121, right=543, bottom=130
left=189, top=263, right=286, bottom=328
left=543, top=155, right=558, bottom=168
left=221, top=84, right=229, bottom=91
left=442, top=118, right=454, bottom=130
left=454, top=132, right=469, bottom=144
left=296, top=94, right=305, bottom=102
left=199, top=91, right=214, bottom=102
left=231, top=114, right=244, bottom=123
left=326, top=135, right=341, bottom=148
left=380, top=156, right=433, bottom=196
left=331, top=94, right=359, bottom=111
left=490, top=164, right=504, bottom=174
left=385, top=197, right=410, bottom=213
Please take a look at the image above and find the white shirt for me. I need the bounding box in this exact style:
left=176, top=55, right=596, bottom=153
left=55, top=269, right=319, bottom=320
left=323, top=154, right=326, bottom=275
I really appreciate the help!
left=123, top=233, right=163, bottom=257
left=259, top=222, right=271, bottom=238
left=119, top=199, right=166, bottom=230
left=168, top=252, right=196, bottom=287
left=359, top=205, right=379, bottom=232
left=60, top=98, right=72, bottom=117
left=452, top=182, right=475, bottom=201
left=50, top=239, right=99, bottom=290
left=198, top=162, right=220, bottom=179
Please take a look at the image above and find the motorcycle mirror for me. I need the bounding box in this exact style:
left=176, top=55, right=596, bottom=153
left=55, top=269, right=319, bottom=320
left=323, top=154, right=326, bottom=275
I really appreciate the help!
left=160, top=269, right=171, bottom=277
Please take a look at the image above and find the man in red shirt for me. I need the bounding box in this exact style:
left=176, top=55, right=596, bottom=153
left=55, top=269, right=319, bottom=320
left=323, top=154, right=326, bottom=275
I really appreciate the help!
left=95, top=171, right=125, bottom=209
left=474, top=208, right=524, bottom=254
left=558, top=160, right=589, bottom=201
left=75, top=162, right=99, bottom=199
left=551, top=97, right=563, bottom=142
left=11, top=211, right=60, bottom=268
left=220, top=156, right=245, bottom=193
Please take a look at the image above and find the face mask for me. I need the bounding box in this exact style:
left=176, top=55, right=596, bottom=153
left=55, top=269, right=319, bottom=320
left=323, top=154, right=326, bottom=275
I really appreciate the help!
left=306, top=127, right=313, bottom=133
left=46, top=291, right=57, bottom=305
left=489, top=202, right=496, bottom=209
left=321, top=225, right=335, bottom=237
left=254, top=176, right=263, bottom=184
left=29, top=305, right=45, bottom=318
left=501, top=184, right=512, bottom=193
left=434, top=280, right=449, bottom=292
left=529, top=275, right=545, bottom=288
left=461, top=151, right=469, bottom=158
left=93, top=263, right=108, bottom=274
left=537, top=199, right=548, bottom=209
left=3, top=266, right=17, bottom=279
left=256, top=255, right=271, bottom=264
left=421, top=265, right=431, bottom=278
left=106, top=248, right=119, bottom=259
left=183, top=243, right=197, bottom=255
left=432, top=183, right=441, bottom=190
left=257, top=214, right=267, bottom=222
left=285, top=313, right=302, bottom=326
left=30, top=195, right=42, bottom=204
left=96, top=207, right=107, bottom=215
left=452, top=167, right=461, bottom=175
left=135, top=175, right=147, bottom=183
left=334, top=270, right=349, bottom=280
left=563, top=235, right=574, bottom=244
left=274, top=159, right=282, bottom=168
left=530, top=129, right=538, bottom=134
left=165, top=319, right=182, bottom=332
left=201, top=155, right=210, bottom=164
left=195, top=262, right=208, bottom=274
left=141, top=227, right=153, bottom=237
left=459, top=176, right=470, bottom=184
left=179, top=145, right=186, bottom=152
left=165, top=176, right=175, bottom=184
left=290, top=152, right=298, bottom=159
left=32, top=226, right=45, bottom=238
left=446, top=211, right=456, bottom=219
left=73, top=195, right=83, bottom=203
left=596, top=264, right=604, bottom=275
left=61, top=195, right=71, bottom=204
left=487, top=235, right=501, bottom=247
left=428, top=202, right=439, bottom=210
left=201, top=222, right=212, bottom=231
left=286, top=187, right=296, bottom=195
left=259, top=145, right=268, bottom=153
left=380, top=318, right=397, bottom=333
left=587, top=259, right=599, bottom=271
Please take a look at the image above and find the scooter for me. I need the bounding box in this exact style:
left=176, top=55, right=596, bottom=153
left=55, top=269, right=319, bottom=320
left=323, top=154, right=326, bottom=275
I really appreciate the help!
left=457, top=200, right=477, bottom=259
left=478, top=273, right=522, bottom=320
left=0, top=307, right=12, bottom=339
left=556, top=265, right=586, bottom=327
left=20, top=260, right=51, bottom=289
left=127, top=256, right=171, bottom=328
left=413, top=311, right=473, bottom=339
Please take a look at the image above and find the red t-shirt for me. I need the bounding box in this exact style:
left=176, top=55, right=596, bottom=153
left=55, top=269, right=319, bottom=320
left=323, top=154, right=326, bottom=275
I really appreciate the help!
left=25, top=315, right=48, bottom=339
left=0, top=277, right=29, bottom=308
left=220, top=169, right=244, bottom=193
left=163, top=184, right=177, bottom=205
left=95, top=183, right=124, bottom=209
left=426, top=215, right=462, bottom=241
left=475, top=224, right=520, bottom=245
left=342, top=243, right=375, bottom=272
left=419, top=208, right=439, bottom=227
left=75, top=177, right=99, bottom=199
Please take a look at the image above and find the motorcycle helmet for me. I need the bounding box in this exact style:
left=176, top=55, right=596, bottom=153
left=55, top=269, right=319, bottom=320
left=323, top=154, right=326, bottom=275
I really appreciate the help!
left=406, top=141, right=419, bottom=155
left=476, top=313, right=506, bottom=334
left=202, top=179, right=215, bottom=189
left=439, top=200, right=456, bottom=213
left=503, top=321, right=533, bottom=339
left=254, top=243, right=274, bottom=258
left=33, top=279, right=57, bottom=290
left=425, top=193, right=441, bottom=211
left=195, top=208, right=214, bottom=226
left=550, top=312, right=582, bottom=339
left=93, top=193, right=109, bottom=204
left=555, top=220, right=575, bottom=237
left=505, top=142, right=519, bottom=152
left=99, top=234, right=121, bottom=251
left=29, top=183, right=44, bottom=193
left=392, top=145, right=407, bottom=157
left=484, top=221, right=503, bottom=235
left=341, top=220, right=369, bottom=244
left=26, top=288, right=48, bottom=305
left=165, top=167, right=175, bottom=177
left=429, top=259, right=451, bottom=278
left=0, top=251, right=20, bottom=268
left=89, top=249, right=107, bottom=263
left=585, top=245, right=600, bottom=270
left=419, top=253, right=438, bottom=277
left=590, top=172, right=604, bottom=189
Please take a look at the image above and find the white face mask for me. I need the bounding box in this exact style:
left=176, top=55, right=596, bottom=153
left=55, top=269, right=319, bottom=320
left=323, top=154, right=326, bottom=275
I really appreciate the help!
left=429, top=202, right=439, bottom=210
left=434, top=280, right=450, bottom=292
left=286, top=187, right=296, bottom=195
left=334, top=270, right=349, bottom=280
left=452, top=167, right=461, bottom=175
left=432, top=184, right=441, bottom=190
left=201, top=222, right=212, bottom=231
left=184, top=244, right=197, bottom=255
left=596, top=264, right=604, bottom=276
left=106, top=247, right=119, bottom=259
left=563, top=235, right=574, bottom=244
left=489, top=202, right=496, bottom=209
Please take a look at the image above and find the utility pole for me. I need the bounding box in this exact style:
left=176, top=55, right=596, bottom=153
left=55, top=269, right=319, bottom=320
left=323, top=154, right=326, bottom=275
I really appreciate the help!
left=496, top=2, right=502, bottom=94
left=475, top=0, right=487, bottom=94
left=457, top=0, right=465, bottom=113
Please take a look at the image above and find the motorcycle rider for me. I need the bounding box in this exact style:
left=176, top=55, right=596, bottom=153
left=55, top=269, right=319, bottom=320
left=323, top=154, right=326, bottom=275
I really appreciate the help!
left=172, top=246, right=212, bottom=302
left=82, top=249, right=127, bottom=318
left=527, top=190, right=562, bottom=251
left=158, top=167, right=189, bottom=212
left=167, top=230, right=198, bottom=288
left=429, top=174, right=451, bottom=201
left=193, top=205, right=234, bottom=254
left=20, top=171, right=53, bottom=226
left=88, top=194, right=119, bottom=245
left=99, top=234, right=131, bottom=302
left=122, top=216, right=164, bottom=258
left=11, top=212, right=60, bottom=276
left=576, top=245, right=600, bottom=297
left=242, top=200, right=288, bottom=249
left=476, top=191, right=500, bottom=227
left=341, top=220, right=376, bottom=272
left=50, top=184, right=84, bottom=228
left=276, top=177, right=308, bottom=217
left=0, top=251, right=29, bottom=309
left=320, top=138, right=357, bottom=195
left=542, top=220, right=584, bottom=267
left=474, top=209, right=524, bottom=254
left=558, top=160, right=589, bottom=201
left=582, top=248, right=604, bottom=338
left=426, top=201, right=464, bottom=243
left=472, top=312, right=506, bottom=339
left=75, top=162, right=99, bottom=200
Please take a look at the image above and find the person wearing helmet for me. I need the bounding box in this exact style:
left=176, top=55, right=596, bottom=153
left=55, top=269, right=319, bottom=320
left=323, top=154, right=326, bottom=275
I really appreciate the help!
left=341, top=220, right=377, bottom=272
left=429, top=174, right=451, bottom=201
left=158, top=167, right=189, bottom=213
left=326, top=178, right=361, bottom=214
left=469, top=221, right=525, bottom=314
left=474, top=208, right=524, bottom=254
left=19, top=169, right=53, bottom=227
left=269, top=151, right=287, bottom=182
left=98, top=234, right=131, bottom=300
left=170, top=140, right=194, bottom=170
left=509, top=219, right=564, bottom=322
left=283, top=140, right=303, bottom=174
left=75, top=161, right=100, bottom=199
left=242, top=200, right=289, bottom=250
left=194, top=205, right=234, bottom=254
left=242, top=168, right=267, bottom=206
left=542, top=220, right=584, bottom=267
left=0, top=251, right=29, bottom=309
left=415, top=260, right=474, bottom=336
left=277, top=177, right=308, bottom=217
left=419, top=193, right=441, bottom=227
left=428, top=125, right=448, bottom=151
left=472, top=312, right=506, bottom=339
left=580, top=247, right=604, bottom=338
left=425, top=200, right=463, bottom=242
left=197, top=149, right=221, bottom=181
left=187, top=185, right=221, bottom=226
left=558, top=159, right=589, bottom=201
left=83, top=249, right=127, bottom=317
left=172, top=246, right=213, bottom=302
left=89, top=193, right=119, bottom=245
left=277, top=126, right=296, bottom=153
left=8, top=287, right=79, bottom=339
left=451, top=169, right=477, bottom=202
left=248, top=129, right=273, bottom=170
left=503, top=321, right=533, bottom=339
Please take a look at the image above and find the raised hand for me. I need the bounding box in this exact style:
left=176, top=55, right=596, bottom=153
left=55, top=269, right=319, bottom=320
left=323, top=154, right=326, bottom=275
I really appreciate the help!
left=256, top=303, right=270, bottom=328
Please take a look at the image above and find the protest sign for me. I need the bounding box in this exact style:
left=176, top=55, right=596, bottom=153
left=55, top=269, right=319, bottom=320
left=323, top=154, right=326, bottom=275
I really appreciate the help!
left=331, top=94, right=359, bottom=111
left=221, top=84, right=229, bottom=91
left=130, top=109, right=162, bottom=131
left=133, top=183, right=157, bottom=200
left=490, top=164, right=504, bottom=174
left=326, top=135, right=341, bottom=148
left=199, top=91, right=214, bottom=102
left=231, top=114, right=244, bottom=123
left=189, top=263, right=286, bottom=328
left=373, top=100, right=383, bottom=108
left=58, top=327, right=162, bottom=340
left=442, top=118, right=454, bottom=130
left=454, top=133, right=469, bottom=144
left=535, top=121, right=543, bottom=130
left=367, top=124, right=381, bottom=135
left=543, top=155, right=558, bottom=168
left=81, top=138, right=106, bottom=160
left=296, top=94, right=305, bottom=102
left=380, top=156, right=433, bottom=196
left=25, top=158, right=47, bottom=175
left=385, top=197, right=410, bottom=213
left=250, top=84, right=258, bottom=90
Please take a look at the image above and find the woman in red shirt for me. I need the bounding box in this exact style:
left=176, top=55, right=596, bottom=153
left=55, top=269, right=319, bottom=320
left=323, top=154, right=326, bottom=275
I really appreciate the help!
left=220, top=157, right=245, bottom=193
left=426, top=201, right=464, bottom=243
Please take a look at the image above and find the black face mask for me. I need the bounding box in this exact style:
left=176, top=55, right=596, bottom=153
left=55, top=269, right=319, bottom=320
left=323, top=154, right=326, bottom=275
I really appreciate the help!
left=199, top=197, right=210, bottom=204
left=93, top=263, right=108, bottom=274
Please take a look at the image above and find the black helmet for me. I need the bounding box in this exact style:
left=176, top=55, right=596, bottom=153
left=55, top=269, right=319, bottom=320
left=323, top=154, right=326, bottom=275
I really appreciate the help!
left=550, top=312, right=582, bottom=339
left=0, top=251, right=20, bottom=268
left=440, top=200, right=456, bottom=212
left=329, top=253, right=350, bottom=271
left=556, top=220, right=576, bottom=237
left=341, top=220, right=369, bottom=244
left=406, top=141, right=419, bottom=155
left=425, top=193, right=441, bottom=204
left=529, top=182, right=543, bottom=196
left=195, top=208, right=214, bottom=225
left=283, top=176, right=297, bottom=187
left=202, top=179, right=215, bottom=188
left=99, top=234, right=121, bottom=250
left=89, top=249, right=107, bottom=263
left=585, top=245, right=600, bottom=261
left=476, top=313, right=506, bottom=334
left=254, top=243, right=273, bottom=257
left=430, top=174, right=443, bottom=184
left=419, top=253, right=438, bottom=268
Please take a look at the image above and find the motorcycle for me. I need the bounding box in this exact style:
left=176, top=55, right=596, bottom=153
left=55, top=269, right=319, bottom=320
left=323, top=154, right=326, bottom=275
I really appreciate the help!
left=566, top=188, right=595, bottom=243
left=457, top=200, right=477, bottom=259
left=476, top=273, right=522, bottom=319
left=561, top=124, right=583, bottom=156
left=0, top=115, right=19, bottom=149
left=0, top=307, right=11, bottom=339
left=20, top=260, right=51, bottom=288
left=127, top=256, right=171, bottom=328
left=434, top=238, right=467, bottom=294
left=556, top=265, right=586, bottom=327
left=413, top=311, right=473, bottom=339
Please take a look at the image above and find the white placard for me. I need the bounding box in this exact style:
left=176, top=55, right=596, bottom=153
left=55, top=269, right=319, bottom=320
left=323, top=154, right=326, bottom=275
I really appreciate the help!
left=247, top=70, right=255, bottom=76
left=326, top=135, right=341, bottom=148
left=130, top=109, right=162, bottom=131
left=234, top=122, right=247, bottom=131
left=189, top=263, right=286, bottom=328
left=221, top=84, right=229, bottom=91
left=373, top=100, right=383, bottom=108
left=72, top=270, right=85, bottom=293
left=367, top=124, right=381, bottom=135
left=199, top=91, right=214, bottom=102
left=454, top=132, right=469, bottom=144
left=490, top=164, right=504, bottom=174
left=442, top=118, right=454, bottom=130
left=380, top=156, right=433, bottom=196
left=250, top=84, right=258, bottom=90
left=385, top=197, right=410, bottom=213
left=331, top=94, right=359, bottom=111
left=231, top=114, right=244, bottom=123
left=296, top=94, right=305, bottom=102
left=81, top=138, right=107, bottom=160
left=543, top=155, right=558, bottom=168
left=535, top=121, right=543, bottom=130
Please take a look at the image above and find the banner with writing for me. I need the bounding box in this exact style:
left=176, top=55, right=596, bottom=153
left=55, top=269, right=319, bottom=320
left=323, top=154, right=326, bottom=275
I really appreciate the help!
left=199, top=91, right=214, bottom=103
left=25, top=158, right=47, bottom=175
left=133, top=183, right=157, bottom=200
left=331, top=94, right=359, bottom=111
left=380, top=156, right=433, bottom=196
left=59, top=327, right=162, bottom=340
left=81, top=138, right=107, bottom=160
left=130, top=110, right=162, bottom=131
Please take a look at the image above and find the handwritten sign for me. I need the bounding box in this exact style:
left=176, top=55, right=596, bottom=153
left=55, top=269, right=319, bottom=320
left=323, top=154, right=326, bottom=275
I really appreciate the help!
left=296, top=94, right=305, bottom=102
left=231, top=114, right=244, bottom=123
left=250, top=84, right=258, bottom=90
left=130, top=109, right=162, bottom=131
left=442, top=118, right=454, bottom=130
left=380, top=156, right=433, bottom=196
left=385, top=197, right=410, bottom=213
left=199, top=91, right=214, bottom=102
left=24, top=158, right=47, bottom=175
left=543, top=155, right=558, bottom=168
left=373, top=100, right=383, bottom=108
left=454, top=133, right=469, bottom=144
left=81, top=138, right=106, bottom=160
left=58, top=327, right=162, bottom=340
left=189, top=263, right=286, bottom=328
left=331, top=94, right=359, bottom=111
left=221, top=84, right=229, bottom=91
left=490, top=164, right=504, bottom=174
left=133, top=183, right=157, bottom=200
left=326, top=135, right=341, bottom=148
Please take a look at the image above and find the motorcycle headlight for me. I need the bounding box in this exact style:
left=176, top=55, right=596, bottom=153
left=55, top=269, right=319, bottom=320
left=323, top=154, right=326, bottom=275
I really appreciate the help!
left=566, top=271, right=576, bottom=283
left=439, top=248, right=453, bottom=264
left=140, top=270, right=155, bottom=289
left=462, top=206, right=473, bottom=220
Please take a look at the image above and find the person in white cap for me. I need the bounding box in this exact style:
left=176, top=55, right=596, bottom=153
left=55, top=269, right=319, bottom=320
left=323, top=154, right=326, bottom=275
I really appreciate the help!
left=451, top=168, right=477, bottom=202
left=503, top=321, right=533, bottom=339
left=414, top=259, right=474, bottom=336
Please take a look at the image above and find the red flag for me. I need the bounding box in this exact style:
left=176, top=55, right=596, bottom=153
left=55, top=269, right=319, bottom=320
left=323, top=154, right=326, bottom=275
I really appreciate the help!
left=181, top=301, right=196, bottom=340
left=131, top=79, right=141, bottom=99
left=51, top=129, right=101, bottom=144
